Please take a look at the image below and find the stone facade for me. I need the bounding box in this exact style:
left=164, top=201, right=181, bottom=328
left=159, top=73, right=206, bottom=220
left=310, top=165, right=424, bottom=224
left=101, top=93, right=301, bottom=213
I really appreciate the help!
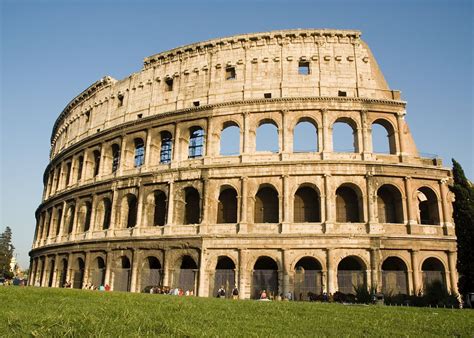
left=29, top=29, right=457, bottom=299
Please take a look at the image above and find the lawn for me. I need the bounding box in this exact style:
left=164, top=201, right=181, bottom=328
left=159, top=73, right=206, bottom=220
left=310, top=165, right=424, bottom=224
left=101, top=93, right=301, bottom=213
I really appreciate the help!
left=0, top=287, right=473, bottom=337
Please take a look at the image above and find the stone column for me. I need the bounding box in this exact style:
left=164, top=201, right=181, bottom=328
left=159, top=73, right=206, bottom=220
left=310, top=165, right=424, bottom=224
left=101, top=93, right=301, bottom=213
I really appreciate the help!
left=200, top=178, right=210, bottom=233
left=162, top=249, right=170, bottom=287
left=404, top=176, right=417, bottom=231
left=51, top=254, right=59, bottom=287
left=135, top=184, right=145, bottom=232
left=166, top=180, right=175, bottom=226
left=324, top=174, right=333, bottom=233
left=238, top=249, right=249, bottom=299
left=281, top=175, right=290, bottom=233
left=104, top=251, right=113, bottom=287
left=238, top=177, right=248, bottom=233
left=439, top=178, right=454, bottom=235
left=326, top=249, right=336, bottom=294
left=98, top=146, right=106, bottom=177
left=144, top=129, right=152, bottom=168
left=396, top=111, right=407, bottom=159
left=410, top=250, right=421, bottom=294
left=321, top=109, right=331, bottom=158
left=360, top=109, right=371, bottom=158
left=66, top=253, right=73, bottom=285
left=370, top=248, right=380, bottom=291
left=88, top=195, right=97, bottom=237
left=282, top=249, right=291, bottom=297
left=40, top=258, right=49, bottom=287
left=280, top=110, right=290, bottom=160
left=118, top=137, right=127, bottom=176
left=366, top=173, right=381, bottom=233
left=130, top=250, right=139, bottom=292
left=197, top=249, right=207, bottom=297
left=241, top=112, right=250, bottom=162
left=447, top=250, right=458, bottom=294
left=83, top=252, right=91, bottom=285
left=205, top=117, right=212, bottom=158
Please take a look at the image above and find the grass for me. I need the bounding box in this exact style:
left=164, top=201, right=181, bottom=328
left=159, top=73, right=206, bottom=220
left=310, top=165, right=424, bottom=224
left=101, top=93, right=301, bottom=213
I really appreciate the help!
left=0, top=287, right=473, bottom=337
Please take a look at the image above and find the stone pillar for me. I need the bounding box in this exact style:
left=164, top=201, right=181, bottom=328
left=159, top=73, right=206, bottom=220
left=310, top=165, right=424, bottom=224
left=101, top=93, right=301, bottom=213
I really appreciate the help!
left=104, top=251, right=113, bottom=287
left=135, top=184, right=145, bottom=231
left=280, top=110, right=290, bottom=160
left=410, top=250, right=421, bottom=294
left=238, top=177, right=248, bottom=233
left=40, top=258, right=49, bottom=287
left=200, top=178, right=210, bottom=233
left=130, top=249, right=139, bottom=292
left=360, top=109, right=371, bottom=158
left=326, top=249, right=336, bottom=294
left=404, top=176, right=417, bottom=231
left=118, top=137, right=127, bottom=176
left=324, top=174, right=333, bottom=232
left=241, top=112, right=250, bottom=162
left=144, top=129, right=152, bottom=168
left=166, top=180, right=175, bottom=226
left=281, top=175, right=290, bottom=232
left=238, top=249, right=249, bottom=299
left=447, top=250, right=458, bottom=294
left=197, top=249, right=207, bottom=297
left=370, top=248, right=380, bottom=291
left=366, top=173, right=381, bottom=233
left=162, top=249, right=170, bottom=287
left=51, top=254, right=59, bottom=287
left=321, top=109, right=331, bottom=158
left=66, top=253, right=73, bottom=285
left=83, top=252, right=91, bottom=285
left=205, top=117, right=212, bottom=158
left=88, top=195, right=97, bottom=236
left=28, top=259, right=36, bottom=286
left=282, top=249, right=291, bottom=297
left=396, top=111, right=407, bottom=158
left=439, top=178, right=454, bottom=235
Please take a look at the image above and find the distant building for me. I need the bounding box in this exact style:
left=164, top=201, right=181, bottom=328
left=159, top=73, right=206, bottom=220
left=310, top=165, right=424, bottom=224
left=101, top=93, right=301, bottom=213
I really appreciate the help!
left=29, top=29, right=457, bottom=298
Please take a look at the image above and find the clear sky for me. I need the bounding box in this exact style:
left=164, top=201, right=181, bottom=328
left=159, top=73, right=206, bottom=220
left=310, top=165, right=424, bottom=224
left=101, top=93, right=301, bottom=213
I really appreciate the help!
left=1, top=0, right=472, bottom=268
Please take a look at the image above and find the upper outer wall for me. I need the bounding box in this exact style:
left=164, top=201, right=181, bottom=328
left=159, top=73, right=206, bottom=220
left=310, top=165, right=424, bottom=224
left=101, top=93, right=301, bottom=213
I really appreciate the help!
left=50, top=29, right=399, bottom=158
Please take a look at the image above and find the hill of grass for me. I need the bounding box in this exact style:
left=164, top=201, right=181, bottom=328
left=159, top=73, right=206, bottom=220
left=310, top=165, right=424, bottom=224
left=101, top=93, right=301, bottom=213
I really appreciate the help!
left=0, top=287, right=473, bottom=337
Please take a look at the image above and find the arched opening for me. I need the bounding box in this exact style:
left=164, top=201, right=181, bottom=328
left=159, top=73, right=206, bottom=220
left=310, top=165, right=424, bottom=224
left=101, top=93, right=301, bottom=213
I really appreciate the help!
left=256, top=120, right=278, bottom=152
left=333, top=118, right=358, bottom=153
left=78, top=201, right=92, bottom=233
left=220, top=123, right=240, bottom=155
left=122, top=194, right=138, bottom=228
left=293, top=120, right=318, bottom=152
left=93, top=150, right=101, bottom=177
left=114, top=256, right=131, bottom=292
left=134, top=138, right=145, bottom=168
left=337, top=256, right=366, bottom=294
left=293, top=186, right=320, bottom=222
left=184, top=187, right=200, bottom=224
left=59, top=259, right=68, bottom=288
left=100, top=198, right=112, bottom=230
left=336, top=185, right=362, bottom=223
left=111, top=143, right=120, bottom=173
left=173, top=255, right=198, bottom=293
left=252, top=256, right=279, bottom=299
left=153, top=190, right=167, bottom=226
left=90, top=257, right=106, bottom=287
left=417, top=187, right=440, bottom=225
left=372, top=119, right=396, bottom=154
left=294, top=257, right=323, bottom=300
left=72, top=258, right=85, bottom=289
left=65, top=204, right=75, bottom=234
left=212, top=256, right=236, bottom=298
left=55, top=208, right=63, bottom=236
left=160, top=131, right=173, bottom=164
left=48, top=259, right=55, bottom=287
left=381, top=257, right=408, bottom=295
left=254, top=186, right=279, bottom=223
left=141, top=256, right=162, bottom=291
left=188, top=127, right=205, bottom=158
left=217, top=188, right=238, bottom=223
left=377, top=185, right=403, bottom=224
left=422, top=257, right=446, bottom=290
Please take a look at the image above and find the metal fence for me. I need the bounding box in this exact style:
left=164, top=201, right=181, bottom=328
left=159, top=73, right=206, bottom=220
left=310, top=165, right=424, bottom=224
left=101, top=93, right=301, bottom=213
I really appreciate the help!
left=212, top=269, right=235, bottom=298
left=294, top=270, right=323, bottom=300
left=113, top=269, right=131, bottom=292
left=140, top=269, right=162, bottom=291
left=172, top=269, right=197, bottom=292
left=382, top=271, right=408, bottom=295
left=252, top=270, right=278, bottom=299
left=89, top=268, right=106, bottom=287
left=337, top=271, right=366, bottom=294
left=423, top=271, right=446, bottom=289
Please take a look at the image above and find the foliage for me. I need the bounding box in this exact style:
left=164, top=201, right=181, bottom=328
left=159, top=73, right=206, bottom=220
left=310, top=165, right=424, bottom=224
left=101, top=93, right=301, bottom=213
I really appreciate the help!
left=353, top=284, right=371, bottom=304
left=0, top=287, right=473, bottom=337
left=450, top=159, right=474, bottom=300
left=0, top=226, right=14, bottom=278
left=384, top=281, right=460, bottom=308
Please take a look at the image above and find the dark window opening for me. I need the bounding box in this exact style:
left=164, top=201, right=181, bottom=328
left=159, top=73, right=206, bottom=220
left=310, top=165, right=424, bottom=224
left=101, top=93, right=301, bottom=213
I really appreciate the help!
left=181, top=255, right=198, bottom=269
left=55, top=208, right=63, bottom=236
left=193, top=101, right=200, bottom=107
left=112, top=144, right=120, bottom=173
left=67, top=205, right=75, bottom=234
left=417, top=187, right=440, bottom=225
left=93, top=150, right=101, bottom=177
left=298, top=61, right=310, bottom=75
left=65, top=162, right=72, bottom=186
left=338, top=90, right=347, bottom=97
left=184, top=187, right=200, bottom=224
left=77, top=156, right=84, bottom=181
left=160, top=131, right=172, bottom=164
left=225, top=67, right=236, bottom=80
left=117, top=94, right=124, bottom=107
left=377, top=185, right=403, bottom=224
left=153, top=191, right=167, bottom=226
left=83, top=202, right=92, bottom=232
left=217, top=188, right=238, bottom=223
left=165, top=77, right=173, bottom=91
left=137, top=114, right=143, bottom=119
left=264, top=93, right=272, bottom=99
left=102, top=198, right=112, bottom=230
left=336, top=186, right=361, bottom=222
left=55, top=166, right=61, bottom=191
left=126, top=194, right=138, bottom=228
left=188, top=127, right=204, bottom=158
left=134, top=138, right=145, bottom=168
left=85, top=110, right=91, bottom=122
left=254, top=186, right=279, bottom=223
left=147, top=257, right=162, bottom=270
left=294, top=187, right=320, bottom=222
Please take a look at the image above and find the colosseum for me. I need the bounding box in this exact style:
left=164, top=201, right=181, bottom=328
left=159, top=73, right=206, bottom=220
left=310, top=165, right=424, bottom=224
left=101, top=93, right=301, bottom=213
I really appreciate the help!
left=29, top=29, right=457, bottom=299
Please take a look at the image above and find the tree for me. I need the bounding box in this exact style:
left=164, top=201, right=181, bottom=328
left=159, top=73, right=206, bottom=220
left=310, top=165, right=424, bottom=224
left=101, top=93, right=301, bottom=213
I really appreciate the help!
left=450, top=159, right=474, bottom=299
left=0, top=226, right=15, bottom=278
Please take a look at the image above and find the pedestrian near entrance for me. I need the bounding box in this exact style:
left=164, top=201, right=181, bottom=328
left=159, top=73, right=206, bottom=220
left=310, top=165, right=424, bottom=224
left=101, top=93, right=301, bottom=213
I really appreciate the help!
left=217, top=286, right=226, bottom=298
left=232, top=286, right=239, bottom=300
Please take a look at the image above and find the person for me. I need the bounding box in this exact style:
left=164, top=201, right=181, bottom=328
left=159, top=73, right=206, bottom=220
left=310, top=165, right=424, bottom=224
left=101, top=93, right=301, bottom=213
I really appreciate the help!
left=98, top=284, right=105, bottom=291
left=105, top=284, right=110, bottom=291
left=260, top=289, right=267, bottom=300
left=232, top=286, right=239, bottom=300
left=217, top=286, right=226, bottom=298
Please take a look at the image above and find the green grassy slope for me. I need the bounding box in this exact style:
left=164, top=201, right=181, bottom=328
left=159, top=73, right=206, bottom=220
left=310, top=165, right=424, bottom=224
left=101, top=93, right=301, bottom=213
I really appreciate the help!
left=0, top=287, right=472, bottom=337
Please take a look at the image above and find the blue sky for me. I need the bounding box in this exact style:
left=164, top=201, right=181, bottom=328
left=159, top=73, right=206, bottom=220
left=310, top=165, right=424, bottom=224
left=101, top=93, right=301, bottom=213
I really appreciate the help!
left=1, top=0, right=472, bottom=268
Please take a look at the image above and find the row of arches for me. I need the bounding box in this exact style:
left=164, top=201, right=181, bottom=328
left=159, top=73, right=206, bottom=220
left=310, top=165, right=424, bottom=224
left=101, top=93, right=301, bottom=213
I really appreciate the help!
left=32, top=254, right=448, bottom=299
left=45, top=115, right=399, bottom=199
left=36, top=182, right=442, bottom=241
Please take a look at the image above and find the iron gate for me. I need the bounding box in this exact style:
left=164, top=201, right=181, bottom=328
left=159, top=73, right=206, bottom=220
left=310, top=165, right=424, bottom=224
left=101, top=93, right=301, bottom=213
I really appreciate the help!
left=212, top=269, right=235, bottom=298
left=113, top=269, right=131, bottom=292
left=73, top=270, right=85, bottom=289
left=141, top=269, right=162, bottom=291
left=294, top=270, right=323, bottom=300
left=252, top=270, right=278, bottom=299
left=382, top=271, right=408, bottom=295
left=90, top=268, right=106, bottom=287
left=423, top=271, right=446, bottom=289
left=172, top=269, right=196, bottom=292
left=337, top=270, right=365, bottom=294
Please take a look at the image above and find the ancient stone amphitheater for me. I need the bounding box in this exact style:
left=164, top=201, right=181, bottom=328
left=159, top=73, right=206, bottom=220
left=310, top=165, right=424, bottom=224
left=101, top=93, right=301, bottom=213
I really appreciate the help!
left=29, top=29, right=457, bottom=299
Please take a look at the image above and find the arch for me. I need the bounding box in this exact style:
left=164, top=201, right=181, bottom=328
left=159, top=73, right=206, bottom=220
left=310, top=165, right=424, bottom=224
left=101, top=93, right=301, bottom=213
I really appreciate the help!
left=417, top=187, right=440, bottom=225
left=122, top=194, right=138, bottom=228
left=294, top=257, right=323, bottom=300
left=256, top=119, right=279, bottom=152
left=421, top=257, right=446, bottom=290
left=146, top=190, right=167, bottom=226
left=252, top=256, right=279, bottom=299
left=65, top=204, right=75, bottom=234
left=160, top=131, right=173, bottom=164
left=184, top=187, right=200, bottom=224
left=114, top=256, right=131, bottom=292
left=93, top=150, right=101, bottom=177
left=254, top=185, right=279, bottom=223
left=381, top=256, right=408, bottom=295
left=134, top=138, right=145, bottom=167
left=217, top=187, right=238, bottom=223
left=220, top=122, right=240, bottom=155
left=47, top=258, right=55, bottom=287
left=141, top=256, right=162, bottom=290
left=55, top=207, right=63, bottom=236
left=377, top=184, right=403, bottom=224
left=90, top=256, right=106, bottom=287
left=72, top=257, right=85, bottom=289
left=59, top=258, right=68, bottom=288
left=337, top=256, right=366, bottom=294
left=336, top=185, right=362, bottom=223
left=332, top=117, right=358, bottom=153
left=372, top=119, right=396, bottom=154
left=293, top=186, right=321, bottom=222
left=188, top=126, right=205, bottom=158
left=77, top=201, right=92, bottom=233
left=111, top=143, right=120, bottom=173
left=293, top=119, right=318, bottom=152
left=213, top=256, right=236, bottom=298
left=97, top=197, right=112, bottom=230
left=173, top=255, right=198, bottom=293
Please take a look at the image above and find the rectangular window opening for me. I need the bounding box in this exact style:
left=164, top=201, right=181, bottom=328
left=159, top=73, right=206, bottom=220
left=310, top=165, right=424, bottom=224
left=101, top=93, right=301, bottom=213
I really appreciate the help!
left=298, top=61, right=310, bottom=75
left=165, top=78, right=174, bottom=91
left=137, top=114, right=143, bottom=119
left=117, top=94, right=124, bottom=107
left=338, top=90, right=347, bottom=97
left=225, top=67, right=236, bottom=80
left=264, top=93, right=272, bottom=99
left=193, top=101, right=200, bottom=107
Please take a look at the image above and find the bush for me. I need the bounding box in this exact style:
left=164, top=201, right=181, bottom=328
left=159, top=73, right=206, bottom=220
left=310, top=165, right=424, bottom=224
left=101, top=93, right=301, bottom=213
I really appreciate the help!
left=354, top=285, right=371, bottom=304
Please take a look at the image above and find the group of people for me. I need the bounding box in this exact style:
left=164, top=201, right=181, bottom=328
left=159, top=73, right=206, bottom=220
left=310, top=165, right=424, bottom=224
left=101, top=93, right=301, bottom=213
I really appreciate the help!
left=149, top=286, right=194, bottom=296
left=216, top=285, right=239, bottom=299
left=258, top=290, right=294, bottom=301
left=61, top=281, right=111, bottom=291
